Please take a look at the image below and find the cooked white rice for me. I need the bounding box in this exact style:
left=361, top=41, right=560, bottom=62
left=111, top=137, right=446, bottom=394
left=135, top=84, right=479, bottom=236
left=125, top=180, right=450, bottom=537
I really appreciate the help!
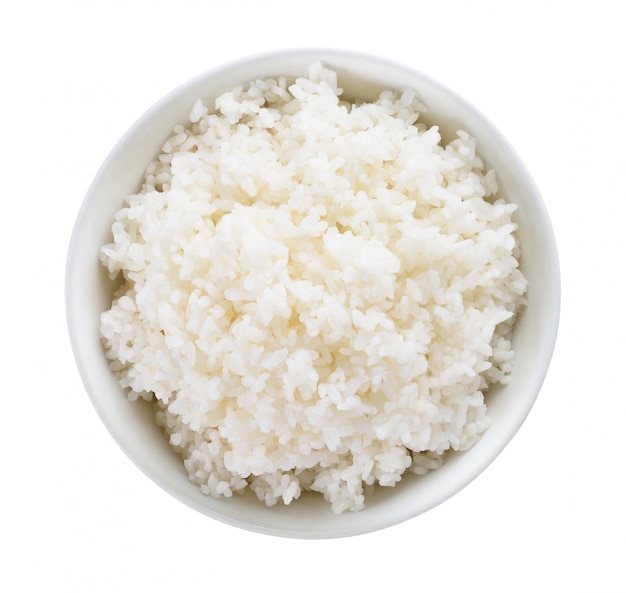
left=100, top=62, right=527, bottom=514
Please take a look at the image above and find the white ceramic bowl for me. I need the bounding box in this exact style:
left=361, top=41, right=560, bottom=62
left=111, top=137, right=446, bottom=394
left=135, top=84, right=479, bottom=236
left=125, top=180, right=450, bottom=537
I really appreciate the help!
left=66, top=49, right=560, bottom=538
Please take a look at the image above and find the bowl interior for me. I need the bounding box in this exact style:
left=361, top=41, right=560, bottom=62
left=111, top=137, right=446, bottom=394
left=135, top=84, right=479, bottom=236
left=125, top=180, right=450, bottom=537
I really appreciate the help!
left=66, top=49, right=559, bottom=538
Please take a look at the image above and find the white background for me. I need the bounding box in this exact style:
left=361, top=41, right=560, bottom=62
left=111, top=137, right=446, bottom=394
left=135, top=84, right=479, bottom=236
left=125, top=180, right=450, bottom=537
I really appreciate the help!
left=3, top=1, right=624, bottom=591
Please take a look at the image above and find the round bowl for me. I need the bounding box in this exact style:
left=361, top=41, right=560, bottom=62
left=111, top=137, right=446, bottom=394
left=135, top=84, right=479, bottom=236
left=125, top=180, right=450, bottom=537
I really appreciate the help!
left=66, top=49, right=560, bottom=538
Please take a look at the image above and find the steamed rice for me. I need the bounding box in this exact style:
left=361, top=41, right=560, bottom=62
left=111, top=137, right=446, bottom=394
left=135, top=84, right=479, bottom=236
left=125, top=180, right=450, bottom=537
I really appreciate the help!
left=99, top=62, right=527, bottom=514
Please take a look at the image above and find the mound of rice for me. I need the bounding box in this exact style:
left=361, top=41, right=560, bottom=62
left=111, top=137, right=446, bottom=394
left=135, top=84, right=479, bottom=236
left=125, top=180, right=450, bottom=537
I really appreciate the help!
left=100, top=62, right=527, bottom=514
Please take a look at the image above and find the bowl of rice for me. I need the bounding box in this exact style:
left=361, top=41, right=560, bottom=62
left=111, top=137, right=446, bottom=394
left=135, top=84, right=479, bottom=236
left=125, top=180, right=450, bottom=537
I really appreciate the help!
left=66, top=49, right=559, bottom=538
